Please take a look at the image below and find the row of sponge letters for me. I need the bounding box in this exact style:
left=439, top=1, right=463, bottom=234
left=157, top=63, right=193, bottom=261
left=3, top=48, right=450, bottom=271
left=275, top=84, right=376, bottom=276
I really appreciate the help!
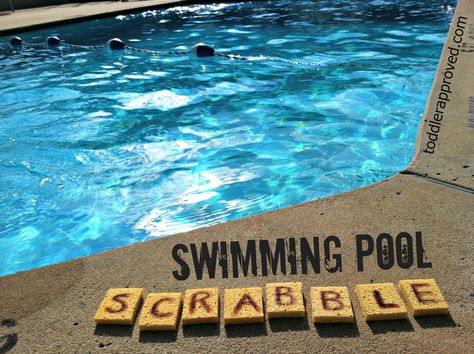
left=94, top=278, right=449, bottom=330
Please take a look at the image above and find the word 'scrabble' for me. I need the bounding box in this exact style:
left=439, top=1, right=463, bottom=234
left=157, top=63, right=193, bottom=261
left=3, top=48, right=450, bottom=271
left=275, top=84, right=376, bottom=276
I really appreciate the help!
left=93, top=279, right=449, bottom=330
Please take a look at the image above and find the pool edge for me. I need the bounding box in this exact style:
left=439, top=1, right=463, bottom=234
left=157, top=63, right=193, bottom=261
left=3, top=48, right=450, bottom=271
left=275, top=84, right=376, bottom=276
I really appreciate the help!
left=404, top=0, right=474, bottom=190
left=0, top=0, right=251, bottom=36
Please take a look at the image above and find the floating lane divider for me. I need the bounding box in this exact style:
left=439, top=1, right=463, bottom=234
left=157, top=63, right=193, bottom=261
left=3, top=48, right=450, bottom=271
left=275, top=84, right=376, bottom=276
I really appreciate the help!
left=8, top=36, right=321, bottom=67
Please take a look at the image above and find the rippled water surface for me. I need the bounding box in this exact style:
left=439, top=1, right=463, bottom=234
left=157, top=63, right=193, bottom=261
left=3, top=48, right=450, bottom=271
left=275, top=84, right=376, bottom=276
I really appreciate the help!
left=0, top=0, right=454, bottom=275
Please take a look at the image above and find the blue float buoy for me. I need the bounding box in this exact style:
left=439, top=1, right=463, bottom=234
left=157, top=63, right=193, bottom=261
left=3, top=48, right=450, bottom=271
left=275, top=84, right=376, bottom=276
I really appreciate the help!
left=9, top=36, right=22, bottom=47
left=191, top=43, right=215, bottom=58
left=46, top=36, right=61, bottom=47
left=107, top=38, right=125, bottom=50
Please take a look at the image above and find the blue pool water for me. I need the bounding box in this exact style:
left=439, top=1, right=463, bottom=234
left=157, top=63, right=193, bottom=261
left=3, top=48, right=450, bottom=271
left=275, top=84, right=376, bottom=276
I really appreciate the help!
left=0, top=0, right=454, bottom=276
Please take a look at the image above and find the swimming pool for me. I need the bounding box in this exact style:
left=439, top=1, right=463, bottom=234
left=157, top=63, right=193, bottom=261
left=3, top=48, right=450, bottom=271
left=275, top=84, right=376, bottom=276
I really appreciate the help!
left=0, top=0, right=454, bottom=276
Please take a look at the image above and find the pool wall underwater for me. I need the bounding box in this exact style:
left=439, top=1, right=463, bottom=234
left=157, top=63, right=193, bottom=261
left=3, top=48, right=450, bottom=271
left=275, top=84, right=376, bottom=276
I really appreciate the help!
left=0, top=0, right=473, bottom=353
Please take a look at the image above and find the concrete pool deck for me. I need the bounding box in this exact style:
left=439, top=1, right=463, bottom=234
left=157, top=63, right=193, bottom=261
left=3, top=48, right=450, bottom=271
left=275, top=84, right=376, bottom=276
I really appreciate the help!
left=0, top=1, right=182, bottom=35
left=0, top=0, right=239, bottom=36
left=0, top=0, right=473, bottom=353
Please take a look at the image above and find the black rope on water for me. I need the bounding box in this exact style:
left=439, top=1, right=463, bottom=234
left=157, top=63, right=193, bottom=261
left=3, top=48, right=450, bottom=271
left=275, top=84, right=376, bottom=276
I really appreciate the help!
left=23, top=41, right=45, bottom=48
left=9, top=37, right=321, bottom=68
left=257, top=56, right=321, bottom=67
left=215, top=53, right=249, bottom=61
left=62, top=42, right=106, bottom=49
left=7, top=36, right=443, bottom=79
left=21, top=41, right=105, bottom=49
left=124, top=45, right=190, bottom=56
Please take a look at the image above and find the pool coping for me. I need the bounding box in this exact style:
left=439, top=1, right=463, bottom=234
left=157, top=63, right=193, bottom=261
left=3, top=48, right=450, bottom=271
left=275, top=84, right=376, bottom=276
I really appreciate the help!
left=0, top=0, right=245, bottom=36
left=402, top=4, right=474, bottom=190
left=0, top=0, right=473, bottom=353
